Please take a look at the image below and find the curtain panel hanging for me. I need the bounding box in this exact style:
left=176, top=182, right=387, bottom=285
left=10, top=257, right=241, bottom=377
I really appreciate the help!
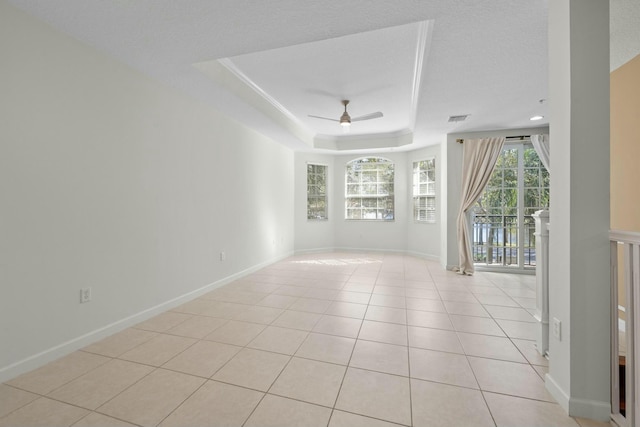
left=530, top=134, right=550, bottom=173
left=455, top=137, right=506, bottom=275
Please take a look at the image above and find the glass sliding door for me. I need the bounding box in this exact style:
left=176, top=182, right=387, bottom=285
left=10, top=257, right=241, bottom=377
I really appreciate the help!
left=471, top=141, right=549, bottom=270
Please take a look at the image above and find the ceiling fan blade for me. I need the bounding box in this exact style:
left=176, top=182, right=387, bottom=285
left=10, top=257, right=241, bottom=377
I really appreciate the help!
left=308, top=114, right=340, bottom=122
left=351, top=112, right=383, bottom=122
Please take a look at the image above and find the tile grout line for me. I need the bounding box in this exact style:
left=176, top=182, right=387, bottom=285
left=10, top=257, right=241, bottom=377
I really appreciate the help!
left=404, top=260, right=415, bottom=427
left=475, top=284, right=549, bottom=384
left=240, top=263, right=357, bottom=426
left=3, top=254, right=577, bottom=427
left=463, top=274, right=500, bottom=427
left=239, top=278, right=321, bottom=426
left=327, top=261, right=378, bottom=426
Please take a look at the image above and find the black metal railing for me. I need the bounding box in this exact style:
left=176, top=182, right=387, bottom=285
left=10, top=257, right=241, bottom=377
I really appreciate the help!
left=471, top=214, right=536, bottom=267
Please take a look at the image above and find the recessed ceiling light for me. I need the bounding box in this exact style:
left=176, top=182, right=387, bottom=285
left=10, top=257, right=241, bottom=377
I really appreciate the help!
left=530, top=115, right=544, bottom=121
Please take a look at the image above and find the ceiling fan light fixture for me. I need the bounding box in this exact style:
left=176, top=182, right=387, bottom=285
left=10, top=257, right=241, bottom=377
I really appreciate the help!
left=340, top=100, right=351, bottom=126
left=308, top=99, right=381, bottom=128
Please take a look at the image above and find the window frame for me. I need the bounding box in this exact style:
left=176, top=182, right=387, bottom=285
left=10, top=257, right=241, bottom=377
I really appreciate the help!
left=412, top=158, right=436, bottom=223
left=470, top=141, right=549, bottom=271
left=344, top=157, right=395, bottom=221
left=306, top=163, right=328, bottom=221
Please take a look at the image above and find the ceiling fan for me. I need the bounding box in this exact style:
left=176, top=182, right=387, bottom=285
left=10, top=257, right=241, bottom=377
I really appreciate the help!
left=308, top=100, right=383, bottom=127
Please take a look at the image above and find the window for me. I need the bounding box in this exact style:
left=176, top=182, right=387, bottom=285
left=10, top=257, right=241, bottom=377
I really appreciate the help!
left=471, top=142, right=549, bottom=269
left=307, top=164, right=327, bottom=220
left=413, top=159, right=436, bottom=222
left=345, top=157, right=394, bottom=220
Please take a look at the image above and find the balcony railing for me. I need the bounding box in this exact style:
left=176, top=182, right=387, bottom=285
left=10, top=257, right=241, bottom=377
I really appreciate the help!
left=611, top=230, right=640, bottom=427
left=471, top=212, right=537, bottom=268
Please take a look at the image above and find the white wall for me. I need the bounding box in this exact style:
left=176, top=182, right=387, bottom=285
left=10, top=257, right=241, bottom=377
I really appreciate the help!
left=0, top=2, right=294, bottom=381
left=547, top=0, right=610, bottom=419
left=294, top=152, right=336, bottom=252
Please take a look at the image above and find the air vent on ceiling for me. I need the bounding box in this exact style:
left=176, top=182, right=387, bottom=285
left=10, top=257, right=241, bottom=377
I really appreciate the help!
left=448, top=114, right=469, bottom=122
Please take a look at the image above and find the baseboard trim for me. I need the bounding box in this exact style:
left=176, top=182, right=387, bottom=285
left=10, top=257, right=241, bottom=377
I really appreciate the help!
left=569, top=397, right=611, bottom=422
left=0, top=251, right=293, bottom=383
left=405, top=250, right=440, bottom=262
left=333, top=246, right=408, bottom=255
left=546, top=373, right=611, bottom=422
left=293, top=247, right=338, bottom=255
left=545, top=372, right=571, bottom=412
left=295, top=247, right=440, bottom=262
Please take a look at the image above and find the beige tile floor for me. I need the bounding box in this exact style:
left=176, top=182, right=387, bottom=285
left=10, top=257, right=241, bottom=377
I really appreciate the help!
left=1, top=252, right=612, bottom=427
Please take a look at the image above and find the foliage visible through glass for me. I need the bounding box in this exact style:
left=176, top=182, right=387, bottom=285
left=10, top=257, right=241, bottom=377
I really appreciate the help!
left=345, top=158, right=394, bottom=220
left=472, top=144, right=549, bottom=268
left=413, top=159, right=436, bottom=222
left=307, top=164, right=327, bottom=220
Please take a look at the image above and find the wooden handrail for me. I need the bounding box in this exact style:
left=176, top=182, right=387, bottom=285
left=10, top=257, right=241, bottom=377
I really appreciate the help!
left=610, top=230, right=640, bottom=245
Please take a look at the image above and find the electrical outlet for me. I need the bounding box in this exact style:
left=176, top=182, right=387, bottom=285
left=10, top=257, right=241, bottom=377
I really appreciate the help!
left=80, top=287, right=92, bottom=304
left=553, top=317, right=561, bottom=340
left=220, top=251, right=226, bottom=261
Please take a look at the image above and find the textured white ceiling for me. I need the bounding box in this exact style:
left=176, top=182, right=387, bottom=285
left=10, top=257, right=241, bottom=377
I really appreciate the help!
left=215, top=21, right=429, bottom=140
left=611, top=0, right=640, bottom=71
left=6, top=0, right=639, bottom=152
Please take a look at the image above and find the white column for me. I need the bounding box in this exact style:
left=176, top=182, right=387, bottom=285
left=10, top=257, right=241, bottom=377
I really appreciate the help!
left=547, top=0, right=610, bottom=421
left=533, top=209, right=550, bottom=356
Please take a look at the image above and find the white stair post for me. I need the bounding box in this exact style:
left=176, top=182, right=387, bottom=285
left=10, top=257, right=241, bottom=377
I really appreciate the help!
left=533, top=209, right=550, bottom=356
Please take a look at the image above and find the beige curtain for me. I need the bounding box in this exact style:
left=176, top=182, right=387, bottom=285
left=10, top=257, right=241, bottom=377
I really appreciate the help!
left=456, top=137, right=505, bottom=275
left=530, top=134, right=550, bottom=173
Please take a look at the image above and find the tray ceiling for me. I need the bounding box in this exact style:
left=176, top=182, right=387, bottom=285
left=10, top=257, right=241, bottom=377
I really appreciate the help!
left=6, top=0, right=639, bottom=152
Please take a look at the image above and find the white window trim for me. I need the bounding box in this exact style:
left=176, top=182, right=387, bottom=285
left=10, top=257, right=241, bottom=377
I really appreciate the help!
left=307, top=163, right=328, bottom=221
left=469, top=141, right=549, bottom=272
left=344, top=157, right=395, bottom=221
left=412, top=158, right=436, bottom=224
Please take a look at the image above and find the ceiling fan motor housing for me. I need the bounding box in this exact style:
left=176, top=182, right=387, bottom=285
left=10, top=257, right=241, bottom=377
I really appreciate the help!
left=340, top=99, right=351, bottom=126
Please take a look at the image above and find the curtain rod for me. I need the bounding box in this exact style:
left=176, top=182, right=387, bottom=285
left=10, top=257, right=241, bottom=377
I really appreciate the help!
left=456, top=135, right=530, bottom=144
